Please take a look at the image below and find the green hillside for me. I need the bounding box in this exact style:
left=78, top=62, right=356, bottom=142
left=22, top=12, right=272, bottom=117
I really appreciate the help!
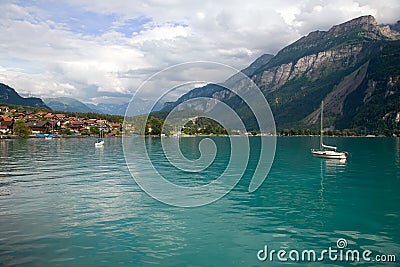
left=0, top=83, right=49, bottom=109
left=162, top=16, right=400, bottom=135
left=43, top=97, right=98, bottom=113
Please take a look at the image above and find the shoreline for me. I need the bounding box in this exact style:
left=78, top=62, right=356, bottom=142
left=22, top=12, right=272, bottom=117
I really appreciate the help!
left=1, top=134, right=396, bottom=139
left=0, top=135, right=122, bottom=139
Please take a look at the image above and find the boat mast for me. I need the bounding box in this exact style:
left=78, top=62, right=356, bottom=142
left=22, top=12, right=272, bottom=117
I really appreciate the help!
left=320, top=100, right=323, bottom=150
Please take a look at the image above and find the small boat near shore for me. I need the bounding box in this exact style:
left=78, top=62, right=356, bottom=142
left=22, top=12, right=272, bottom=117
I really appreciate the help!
left=95, top=138, right=104, bottom=147
left=95, top=130, right=104, bottom=147
left=311, top=101, right=348, bottom=160
left=36, top=133, right=57, bottom=139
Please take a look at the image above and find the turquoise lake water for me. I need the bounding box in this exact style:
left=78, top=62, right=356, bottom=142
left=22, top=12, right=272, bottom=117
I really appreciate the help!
left=0, top=137, right=399, bottom=266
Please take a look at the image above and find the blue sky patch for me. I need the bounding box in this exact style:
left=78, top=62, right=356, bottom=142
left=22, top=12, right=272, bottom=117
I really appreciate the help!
left=0, top=57, right=44, bottom=74
left=17, top=0, right=151, bottom=37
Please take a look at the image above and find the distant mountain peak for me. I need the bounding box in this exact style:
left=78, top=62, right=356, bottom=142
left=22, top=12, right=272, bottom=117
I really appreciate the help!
left=333, top=15, right=377, bottom=29
left=268, top=15, right=399, bottom=68
left=328, top=15, right=399, bottom=40
left=43, top=97, right=98, bottom=113
left=43, top=96, right=164, bottom=116
left=162, top=16, right=400, bottom=133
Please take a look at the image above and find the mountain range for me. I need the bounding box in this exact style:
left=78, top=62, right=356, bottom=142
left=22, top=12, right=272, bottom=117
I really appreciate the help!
left=2, top=15, right=400, bottom=133
left=162, top=15, right=400, bottom=134
left=0, top=85, right=163, bottom=116
left=42, top=97, right=164, bottom=116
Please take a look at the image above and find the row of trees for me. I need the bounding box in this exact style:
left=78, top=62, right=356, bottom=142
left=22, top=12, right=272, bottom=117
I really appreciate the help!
left=280, top=128, right=359, bottom=136
left=10, top=117, right=397, bottom=138
left=181, top=117, right=227, bottom=135
left=139, top=116, right=228, bottom=136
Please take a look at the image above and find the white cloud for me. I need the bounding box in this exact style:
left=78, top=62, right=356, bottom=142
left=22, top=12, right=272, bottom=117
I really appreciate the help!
left=0, top=0, right=399, bottom=103
left=132, top=24, right=189, bottom=42
left=292, top=0, right=400, bottom=34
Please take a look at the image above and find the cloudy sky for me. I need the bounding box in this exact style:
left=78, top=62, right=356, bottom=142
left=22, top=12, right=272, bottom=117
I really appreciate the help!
left=0, top=0, right=399, bottom=104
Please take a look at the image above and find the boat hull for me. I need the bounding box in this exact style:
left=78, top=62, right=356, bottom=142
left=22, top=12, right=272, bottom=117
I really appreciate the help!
left=95, top=140, right=104, bottom=147
left=311, top=150, right=347, bottom=160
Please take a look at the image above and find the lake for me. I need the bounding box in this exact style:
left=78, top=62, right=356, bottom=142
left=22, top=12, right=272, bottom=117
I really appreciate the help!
left=0, top=137, right=399, bottom=266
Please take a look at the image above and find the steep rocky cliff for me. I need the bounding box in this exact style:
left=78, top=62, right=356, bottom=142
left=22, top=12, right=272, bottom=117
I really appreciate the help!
left=163, top=16, right=400, bottom=134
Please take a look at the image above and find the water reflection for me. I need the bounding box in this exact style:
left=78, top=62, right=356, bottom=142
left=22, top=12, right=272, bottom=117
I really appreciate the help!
left=0, top=137, right=399, bottom=266
left=396, top=138, right=400, bottom=169
left=324, top=158, right=347, bottom=175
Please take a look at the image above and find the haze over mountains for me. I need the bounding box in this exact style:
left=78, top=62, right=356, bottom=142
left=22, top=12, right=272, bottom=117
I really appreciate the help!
left=163, top=15, right=400, bottom=133
left=42, top=97, right=164, bottom=116
left=0, top=84, right=163, bottom=116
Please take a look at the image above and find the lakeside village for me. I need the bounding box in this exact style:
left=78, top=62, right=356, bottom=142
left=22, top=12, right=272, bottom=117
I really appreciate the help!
left=0, top=104, right=268, bottom=138
left=0, top=105, right=123, bottom=138
left=0, top=104, right=389, bottom=138
left=0, top=104, right=234, bottom=138
left=0, top=104, right=240, bottom=138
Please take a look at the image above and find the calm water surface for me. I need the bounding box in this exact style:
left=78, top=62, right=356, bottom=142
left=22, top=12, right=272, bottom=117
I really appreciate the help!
left=0, top=137, right=399, bottom=266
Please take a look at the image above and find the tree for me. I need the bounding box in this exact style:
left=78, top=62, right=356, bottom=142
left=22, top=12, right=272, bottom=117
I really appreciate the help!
left=62, top=128, right=72, bottom=135
left=145, top=117, right=163, bottom=135
left=90, top=127, right=100, bottom=135
left=13, top=119, right=31, bottom=138
left=180, top=117, right=227, bottom=135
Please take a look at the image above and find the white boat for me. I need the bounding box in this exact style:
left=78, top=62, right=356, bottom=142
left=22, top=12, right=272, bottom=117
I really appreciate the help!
left=44, top=134, right=56, bottom=140
left=95, top=139, right=104, bottom=147
left=95, top=130, right=104, bottom=147
left=311, top=100, right=348, bottom=160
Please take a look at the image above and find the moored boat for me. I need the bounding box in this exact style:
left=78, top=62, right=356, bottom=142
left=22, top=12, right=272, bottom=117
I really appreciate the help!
left=95, top=130, right=104, bottom=147
left=311, top=100, right=348, bottom=160
left=95, top=138, right=104, bottom=147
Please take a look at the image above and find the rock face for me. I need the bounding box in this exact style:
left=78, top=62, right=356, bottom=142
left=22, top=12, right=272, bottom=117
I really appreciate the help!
left=256, top=44, right=363, bottom=90
left=163, top=16, right=400, bottom=133
left=254, top=15, right=399, bottom=92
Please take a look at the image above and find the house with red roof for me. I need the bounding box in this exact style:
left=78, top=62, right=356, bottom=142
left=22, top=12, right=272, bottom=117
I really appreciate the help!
left=55, top=114, right=65, bottom=119
left=27, top=120, right=50, bottom=133
left=0, top=116, right=14, bottom=134
left=44, top=113, right=55, bottom=119
left=112, top=123, right=122, bottom=130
